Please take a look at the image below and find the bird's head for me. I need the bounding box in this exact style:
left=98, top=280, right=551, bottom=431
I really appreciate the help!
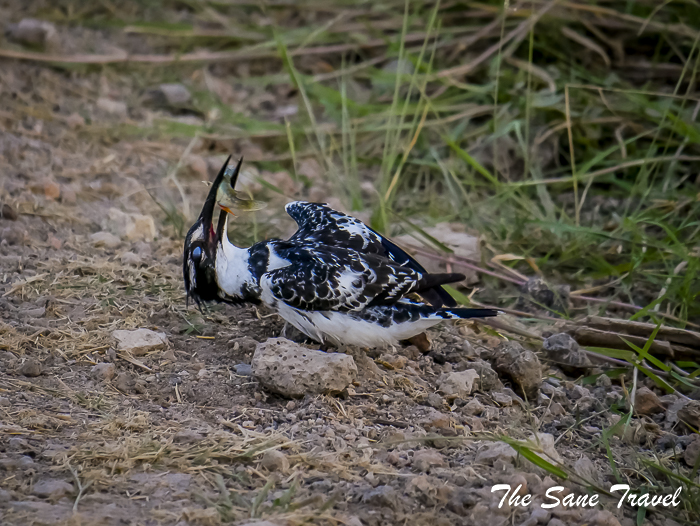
left=183, top=155, right=242, bottom=306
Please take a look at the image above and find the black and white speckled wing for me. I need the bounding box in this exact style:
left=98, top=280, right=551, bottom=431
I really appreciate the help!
left=285, top=201, right=458, bottom=307
left=262, top=243, right=440, bottom=313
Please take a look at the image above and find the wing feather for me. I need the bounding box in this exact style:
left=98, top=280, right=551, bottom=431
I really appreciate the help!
left=284, top=201, right=460, bottom=307
left=262, top=245, right=428, bottom=313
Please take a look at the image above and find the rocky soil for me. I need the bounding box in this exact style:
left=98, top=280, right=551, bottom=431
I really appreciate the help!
left=0, top=9, right=697, bottom=526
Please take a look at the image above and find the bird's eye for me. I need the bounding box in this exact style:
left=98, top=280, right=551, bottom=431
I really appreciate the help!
left=192, top=246, right=202, bottom=261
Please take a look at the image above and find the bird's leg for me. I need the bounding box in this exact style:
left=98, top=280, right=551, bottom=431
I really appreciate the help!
left=281, top=321, right=288, bottom=338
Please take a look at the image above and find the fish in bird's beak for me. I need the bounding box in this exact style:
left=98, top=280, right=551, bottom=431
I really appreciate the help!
left=216, top=158, right=267, bottom=217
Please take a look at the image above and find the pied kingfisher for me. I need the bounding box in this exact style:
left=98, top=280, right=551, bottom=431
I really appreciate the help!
left=183, top=156, right=498, bottom=348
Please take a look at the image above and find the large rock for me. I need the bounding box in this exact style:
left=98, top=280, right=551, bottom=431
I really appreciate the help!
left=251, top=338, right=357, bottom=397
left=112, top=328, right=168, bottom=356
left=491, top=341, right=542, bottom=400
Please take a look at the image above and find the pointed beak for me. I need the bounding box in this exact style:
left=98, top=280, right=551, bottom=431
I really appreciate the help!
left=199, top=154, right=232, bottom=252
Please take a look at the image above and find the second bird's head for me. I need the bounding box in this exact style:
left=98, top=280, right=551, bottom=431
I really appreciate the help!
left=183, top=155, right=242, bottom=306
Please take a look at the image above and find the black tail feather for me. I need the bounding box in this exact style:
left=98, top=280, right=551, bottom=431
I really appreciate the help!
left=444, top=308, right=499, bottom=319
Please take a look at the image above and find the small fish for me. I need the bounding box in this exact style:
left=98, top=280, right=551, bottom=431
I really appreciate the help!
left=206, top=162, right=267, bottom=215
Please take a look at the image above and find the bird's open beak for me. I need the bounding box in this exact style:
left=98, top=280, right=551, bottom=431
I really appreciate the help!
left=199, top=155, right=233, bottom=254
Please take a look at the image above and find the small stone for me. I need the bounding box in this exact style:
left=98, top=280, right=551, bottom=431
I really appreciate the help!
left=1, top=226, right=25, bottom=245
left=0, top=397, right=10, bottom=406
left=426, top=392, right=446, bottom=409
left=20, top=357, right=42, bottom=377
left=412, top=449, right=446, bottom=472
left=43, top=179, right=61, bottom=200
left=119, top=252, right=141, bottom=266
left=475, top=442, right=517, bottom=466
left=406, top=332, right=431, bottom=353
left=32, top=478, right=74, bottom=498
left=65, top=112, right=85, bottom=129
left=678, top=400, right=700, bottom=429
left=460, top=360, right=503, bottom=391
left=542, top=333, right=592, bottom=372
left=115, top=372, right=135, bottom=392
left=439, top=369, right=480, bottom=399
left=96, top=97, right=128, bottom=117
left=1, top=203, right=18, bottom=220
left=91, top=362, right=115, bottom=381
left=528, top=433, right=562, bottom=463
left=379, top=353, right=408, bottom=369
left=6, top=18, right=58, bottom=49
left=573, top=454, right=597, bottom=483
left=361, top=485, right=399, bottom=510
left=260, top=449, right=289, bottom=472
left=90, top=231, right=121, bottom=248
left=251, top=338, right=356, bottom=397
left=462, top=398, right=484, bottom=416
left=160, top=83, right=191, bottom=105
left=418, top=408, right=452, bottom=430
left=634, top=387, right=666, bottom=415
left=491, top=341, right=542, bottom=400
left=234, top=363, right=252, bottom=376
left=173, top=430, right=203, bottom=444
left=112, top=328, right=168, bottom=356
left=684, top=435, right=700, bottom=467
left=595, top=374, right=612, bottom=388
left=492, top=391, right=513, bottom=406
left=187, top=155, right=209, bottom=179
left=105, top=208, right=156, bottom=242
left=530, top=507, right=550, bottom=524
left=47, top=235, right=62, bottom=250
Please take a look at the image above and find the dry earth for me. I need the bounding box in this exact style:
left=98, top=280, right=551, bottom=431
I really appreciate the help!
left=0, top=13, right=695, bottom=526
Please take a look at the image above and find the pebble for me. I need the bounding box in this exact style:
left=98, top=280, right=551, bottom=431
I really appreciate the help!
left=234, top=363, right=252, bottom=376
left=684, top=435, right=700, bottom=467
left=1, top=203, right=18, bottom=220
left=20, top=357, right=42, bottom=377
left=43, top=179, right=61, bottom=200
left=438, top=369, right=480, bottom=399
left=0, top=397, right=10, bottom=406
left=412, top=449, right=446, bottom=472
left=112, top=328, right=168, bottom=356
left=105, top=208, right=156, bottom=242
left=362, top=485, right=399, bottom=511
left=259, top=449, right=289, bottom=472
left=491, top=341, right=542, bottom=400
left=32, top=478, right=74, bottom=498
left=6, top=18, right=58, bottom=48
left=633, top=386, right=666, bottom=415
left=1, top=225, right=25, bottom=245
left=475, top=442, right=517, bottom=465
left=91, top=362, right=115, bottom=381
left=542, top=333, right=591, bottom=372
left=119, top=251, right=142, bottom=266
left=96, top=97, right=128, bottom=117
left=678, top=400, right=700, bottom=429
left=158, top=83, right=192, bottom=105
left=426, top=392, right=446, bottom=409
left=90, top=231, right=121, bottom=248
left=462, top=398, right=485, bottom=416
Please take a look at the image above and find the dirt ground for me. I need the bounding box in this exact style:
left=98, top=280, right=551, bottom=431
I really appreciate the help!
left=0, top=15, right=693, bottom=526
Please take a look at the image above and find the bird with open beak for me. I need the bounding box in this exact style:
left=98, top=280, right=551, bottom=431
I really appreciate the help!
left=183, top=155, right=498, bottom=348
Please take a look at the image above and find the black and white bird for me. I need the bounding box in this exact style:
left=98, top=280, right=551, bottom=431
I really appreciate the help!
left=183, top=156, right=498, bottom=348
